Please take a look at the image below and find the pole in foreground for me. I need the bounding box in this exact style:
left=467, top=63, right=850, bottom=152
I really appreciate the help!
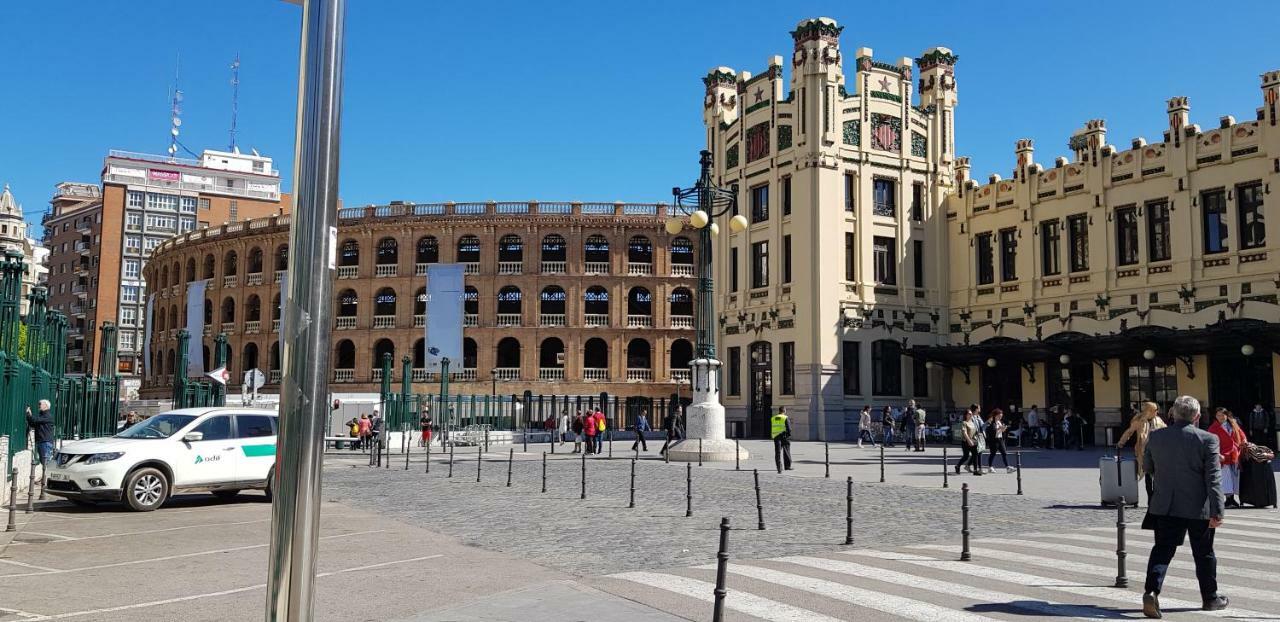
left=541, top=452, right=547, bottom=493
left=879, top=443, right=885, bottom=483
left=476, top=445, right=482, bottom=483
left=844, top=476, right=854, bottom=545
left=25, top=462, right=35, bottom=513
left=753, top=468, right=765, bottom=530
left=960, top=482, right=971, bottom=561
left=6, top=468, right=16, bottom=532
left=943, top=446, right=949, bottom=488
left=1115, top=496, right=1128, bottom=588
left=1015, top=451, right=1023, bottom=495
left=712, top=517, right=731, bottom=622
left=580, top=451, right=587, bottom=500
left=628, top=458, right=636, bottom=508
left=425, top=440, right=431, bottom=474
left=265, top=0, right=346, bottom=617
left=685, top=463, right=693, bottom=517
left=448, top=443, right=454, bottom=478
left=698, top=438, right=703, bottom=466
left=404, top=433, right=410, bottom=470
left=608, top=430, right=613, bottom=458
left=824, top=442, right=830, bottom=478
left=506, top=448, right=513, bottom=487
left=735, top=439, right=740, bottom=471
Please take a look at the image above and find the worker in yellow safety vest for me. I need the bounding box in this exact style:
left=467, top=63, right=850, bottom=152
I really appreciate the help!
left=771, top=406, right=793, bottom=473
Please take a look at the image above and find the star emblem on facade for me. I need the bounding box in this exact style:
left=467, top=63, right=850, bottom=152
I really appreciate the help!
left=878, top=76, right=892, bottom=92
left=754, top=87, right=763, bottom=102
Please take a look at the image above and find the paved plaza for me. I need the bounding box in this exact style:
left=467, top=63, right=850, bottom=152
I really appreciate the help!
left=1, top=441, right=1277, bottom=621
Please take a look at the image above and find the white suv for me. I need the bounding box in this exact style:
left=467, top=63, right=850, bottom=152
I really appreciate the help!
left=45, top=407, right=279, bottom=511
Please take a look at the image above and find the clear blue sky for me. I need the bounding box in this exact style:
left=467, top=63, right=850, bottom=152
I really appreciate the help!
left=2, top=0, right=1275, bottom=235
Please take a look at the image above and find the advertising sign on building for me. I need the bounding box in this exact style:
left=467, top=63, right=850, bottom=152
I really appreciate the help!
left=424, top=264, right=465, bottom=371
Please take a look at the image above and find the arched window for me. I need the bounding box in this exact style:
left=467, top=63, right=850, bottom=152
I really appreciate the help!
left=334, top=340, right=355, bottom=368
left=204, top=298, right=213, bottom=325
left=671, top=236, right=694, bottom=265
left=416, top=236, right=438, bottom=264
left=275, top=244, right=289, bottom=271
left=669, top=287, right=693, bottom=317
left=372, top=339, right=395, bottom=368
left=541, top=234, right=566, bottom=262
left=584, top=286, right=609, bottom=316
left=271, top=294, right=281, bottom=321
left=496, top=337, right=521, bottom=369
left=584, top=235, right=609, bottom=263
left=497, top=286, right=522, bottom=315
left=270, top=341, right=280, bottom=372
left=160, top=265, right=169, bottom=289
left=202, top=346, right=211, bottom=372
left=248, top=247, right=264, bottom=274
left=376, top=237, right=398, bottom=265
left=169, top=306, right=177, bottom=330
left=626, top=338, right=651, bottom=370
left=539, top=285, right=566, bottom=315
left=457, top=235, right=480, bottom=263
left=221, top=297, right=236, bottom=323
left=871, top=339, right=903, bottom=396
left=628, top=235, right=653, bottom=264
left=584, top=338, right=609, bottom=372
left=186, top=258, right=196, bottom=282
left=223, top=251, right=238, bottom=276
left=463, top=338, right=477, bottom=369
left=337, top=289, right=358, bottom=317
left=413, top=338, right=425, bottom=368
left=202, top=254, right=215, bottom=279
left=246, top=294, right=262, bottom=321
left=670, top=339, right=693, bottom=373
left=158, top=311, right=167, bottom=332
left=166, top=349, right=175, bottom=376
left=374, top=287, right=397, bottom=316
left=539, top=337, right=565, bottom=369
left=627, top=287, right=652, bottom=316
left=498, top=235, right=523, bottom=262
left=414, top=287, right=427, bottom=316
left=339, top=239, right=359, bottom=267
left=243, top=342, right=260, bottom=372
left=464, top=286, right=479, bottom=315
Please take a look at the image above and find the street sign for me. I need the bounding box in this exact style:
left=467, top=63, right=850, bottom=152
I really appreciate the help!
left=245, top=368, right=266, bottom=391
left=206, top=366, right=230, bottom=385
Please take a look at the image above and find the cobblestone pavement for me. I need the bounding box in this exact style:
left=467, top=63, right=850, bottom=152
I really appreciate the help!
left=322, top=446, right=1115, bottom=578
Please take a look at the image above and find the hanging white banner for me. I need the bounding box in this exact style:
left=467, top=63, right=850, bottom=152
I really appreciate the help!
left=424, top=264, right=465, bottom=371
left=185, top=279, right=206, bottom=377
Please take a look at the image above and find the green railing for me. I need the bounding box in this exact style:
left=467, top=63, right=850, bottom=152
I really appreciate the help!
left=171, top=329, right=227, bottom=409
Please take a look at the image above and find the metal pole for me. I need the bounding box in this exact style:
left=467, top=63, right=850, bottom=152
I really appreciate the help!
left=608, top=430, right=612, bottom=459
left=580, top=451, right=586, bottom=500
left=698, top=438, right=703, bottom=467
left=506, top=448, right=513, bottom=487
left=1015, top=450, right=1023, bottom=495
left=476, top=444, right=482, bottom=483
left=943, top=446, right=949, bottom=488
left=824, top=442, right=830, bottom=478
left=425, top=439, right=430, bottom=474
left=685, top=463, right=693, bottom=517
left=262, top=1, right=346, bottom=615
left=628, top=458, right=636, bottom=508
left=541, top=451, right=547, bottom=493
left=448, top=443, right=454, bottom=478
left=6, top=468, right=16, bottom=532
left=404, top=429, right=410, bottom=471
left=711, top=517, right=730, bottom=622
left=1115, top=496, right=1128, bottom=588
left=960, top=482, right=971, bottom=561
left=735, top=439, right=740, bottom=471
left=844, top=476, right=854, bottom=545
left=26, top=458, right=35, bottom=513
left=879, top=443, right=885, bottom=483
left=753, top=468, right=765, bottom=530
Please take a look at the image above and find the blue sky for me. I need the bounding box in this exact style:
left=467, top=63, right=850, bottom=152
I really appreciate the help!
left=2, top=0, right=1276, bottom=235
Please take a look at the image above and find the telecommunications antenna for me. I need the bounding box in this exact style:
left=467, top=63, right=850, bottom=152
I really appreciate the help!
left=168, top=54, right=183, bottom=159
left=228, top=54, right=241, bottom=152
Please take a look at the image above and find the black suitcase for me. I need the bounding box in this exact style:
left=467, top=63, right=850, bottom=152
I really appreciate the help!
left=1239, top=460, right=1278, bottom=509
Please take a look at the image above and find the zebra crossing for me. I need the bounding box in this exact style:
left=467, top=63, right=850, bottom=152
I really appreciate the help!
left=595, top=511, right=1280, bottom=621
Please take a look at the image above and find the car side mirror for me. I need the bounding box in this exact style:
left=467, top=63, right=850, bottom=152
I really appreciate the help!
left=182, top=431, right=204, bottom=443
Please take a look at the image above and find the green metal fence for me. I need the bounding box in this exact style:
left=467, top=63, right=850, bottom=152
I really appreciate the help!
left=171, top=329, right=227, bottom=409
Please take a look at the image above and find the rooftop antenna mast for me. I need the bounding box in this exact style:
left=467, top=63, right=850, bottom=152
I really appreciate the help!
left=228, top=54, right=240, bottom=152
left=168, top=54, right=184, bottom=160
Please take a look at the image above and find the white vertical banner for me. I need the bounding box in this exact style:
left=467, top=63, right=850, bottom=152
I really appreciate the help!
left=277, top=272, right=287, bottom=361
left=424, top=264, right=464, bottom=371
left=143, top=292, right=155, bottom=379
left=185, top=279, right=206, bottom=378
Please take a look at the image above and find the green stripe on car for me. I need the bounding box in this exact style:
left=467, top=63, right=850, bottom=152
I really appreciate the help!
left=242, top=444, right=276, bottom=457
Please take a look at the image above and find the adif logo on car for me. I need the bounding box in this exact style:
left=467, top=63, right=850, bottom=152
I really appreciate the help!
left=194, top=454, right=222, bottom=464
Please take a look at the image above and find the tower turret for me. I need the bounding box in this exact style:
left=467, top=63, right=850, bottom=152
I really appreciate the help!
left=916, top=47, right=958, bottom=162
left=703, top=66, right=739, bottom=130
left=789, top=17, right=844, bottom=148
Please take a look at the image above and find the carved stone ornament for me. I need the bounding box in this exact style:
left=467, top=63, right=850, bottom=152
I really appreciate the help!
left=792, top=48, right=807, bottom=67
left=822, top=45, right=841, bottom=65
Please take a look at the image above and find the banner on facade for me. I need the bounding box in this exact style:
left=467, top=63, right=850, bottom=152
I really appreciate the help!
left=277, top=272, right=287, bottom=366
left=143, top=292, right=155, bottom=379
left=185, top=279, right=206, bottom=377
left=424, top=264, right=465, bottom=372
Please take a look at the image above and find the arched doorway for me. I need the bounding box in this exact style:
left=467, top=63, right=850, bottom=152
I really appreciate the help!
left=749, top=341, right=773, bottom=438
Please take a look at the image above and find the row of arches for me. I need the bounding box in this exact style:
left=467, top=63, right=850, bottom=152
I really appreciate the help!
left=158, top=245, right=290, bottom=290
left=335, top=337, right=693, bottom=374
left=334, top=285, right=692, bottom=318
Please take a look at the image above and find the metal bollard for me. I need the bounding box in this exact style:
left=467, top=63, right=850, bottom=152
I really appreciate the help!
left=26, top=461, right=36, bottom=514
left=476, top=445, right=483, bottom=483
left=753, top=469, right=765, bottom=530
left=448, top=443, right=454, bottom=478
left=698, top=439, right=703, bottom=467
left=425, top=441, right=431, bottom=474
left=580, top=451, right=587, bottom=500
left=628, top=458, right=636, bottom=508
left=523, top=427, right=528, bottom=453
left=712, top=517, right=731, bottom=622
left=608, top=430, right=613, bottom=458
left=1015, top=451, right=1023, bottom=495
left=484, top=428, right=489, bottom=453
left=735, top=439, right=740, bottom=471
left=844, top=476, right=854, bottom=545
left=943, top=446, right=949, bottom=489
left=685, top=463, right=693, bottom=517
left=506, top=448, right=514, bottom=487
left=551, top=428, right=556, bottom=454
left=960, top=483, right=971, bottom=561
left=541, top=452, right=547, bottom=493
left=664, top=443, right=670, bottom=464
left=825, top=442, right=830, bottom=478
left=879, top=443, right=885, bottom=483
left=6, top=468, right=17, bottom=532
left=1115, top=496, right=1128, bottom=588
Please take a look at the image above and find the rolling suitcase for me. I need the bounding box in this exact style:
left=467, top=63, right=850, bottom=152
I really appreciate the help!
left=1100, top=455, right=1139, bottom=507
left=1239, top=460, right=1278, bottom=508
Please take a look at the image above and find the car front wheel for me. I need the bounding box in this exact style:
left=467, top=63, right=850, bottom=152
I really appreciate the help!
left=124, top=467, right=169, bottom=511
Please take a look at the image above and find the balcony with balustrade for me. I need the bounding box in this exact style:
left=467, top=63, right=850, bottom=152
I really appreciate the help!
left=541, top=261, right=566, bottom=274
left=244, top=320, right=261, bottom=334
left=270, top=370, right=281, bottom=384
left=372, top=315, right=396, bottom=329
left=585, top=261, right=610, bottom=275
left=464, top=263, right=479, bottom=275
left=672, top=264, right=694, bottom=277
left=583, top=368, right=609, bottom=381
left=626, top=368, right=653, bottom=382
left=627, top=315, right=652, bottom=328
left=538, top=367, right=565, bottom=381
left=222, top=275, right=237, bottom=288
left=246, top=272, right=264, bottom=286
left=336, top=316, right=356, bottom=329
left=275, top=270, right=286, bottom=283
left=464, top=314, right=478, bottom=327
left=540, top=314, right=566, bottom=327
left=627, top=263, right=652, bottom=276
left=272, top=319, right=281, bottom=332
left=337, top=266, right=358, bottom=279
left=670, top=315, right=693, bottom=329
left=498, top=261, right=523, bottom=275
left=496, top=314, right=521, bottom=327
left=584, top=314, right=609, bottom=327
left=220, top=322, right=235, bottom=335
left=413, top=314, right=425, bottom=328
left=494, top=367, right=520, bottom=381
left=415, top=263, right=430, bottom=276
left=671, top=369, right=691, bottom=383
left=334, top=369, right=355, bottom=382
left=374, top=264, right=397, bottom=277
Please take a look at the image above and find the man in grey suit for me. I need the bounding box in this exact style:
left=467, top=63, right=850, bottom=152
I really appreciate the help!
left=1141, top=395, right=1228, bottom=618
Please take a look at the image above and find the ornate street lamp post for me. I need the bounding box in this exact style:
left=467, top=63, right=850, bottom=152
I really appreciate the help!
left=663, top=150, right=749, bottom=462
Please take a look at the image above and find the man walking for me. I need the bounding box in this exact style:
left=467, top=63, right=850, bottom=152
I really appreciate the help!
left=631, top=408, right=650, bottom=452
left=593, top=408, right=606, bottom=454
left=1141, top=395, right=1228, bottom=618
left=858, top=405, right=875, bottom=448
left=903, top=401, right=920, bottom=451
left=1247, top=404, right=1272, bottom=450
left=771, top=406, right=793, bottom=473
left=27, top=401, right=56, bottom=486
left=913, top=402, right=928, bottom=452
left=659, top=408, right=679, bottom=456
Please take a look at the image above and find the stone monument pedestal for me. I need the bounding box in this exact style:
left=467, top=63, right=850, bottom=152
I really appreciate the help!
left=665, top=357, right=748, bottom=463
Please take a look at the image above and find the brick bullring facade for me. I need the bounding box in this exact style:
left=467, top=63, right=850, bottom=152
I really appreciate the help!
left=139, top=201, right=698, bottom=403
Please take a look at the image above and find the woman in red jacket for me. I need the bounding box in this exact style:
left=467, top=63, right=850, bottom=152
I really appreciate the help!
left=1209, top=407, right=1248, bottom=508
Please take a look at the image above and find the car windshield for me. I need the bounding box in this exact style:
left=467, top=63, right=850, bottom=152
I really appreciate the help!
left=115, top=414, right=199, bottom=439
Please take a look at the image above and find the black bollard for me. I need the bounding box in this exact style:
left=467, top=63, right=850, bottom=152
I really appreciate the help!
left=712, top=517, right=731, bottom=622
left=685, top=463, right=693, bottom=517
left=1115, top=496, right=1128, bottom=588
left=551, top=427, right=556, bottom=454
left=608, top=430, right=613, bottom=458
left=425, top=441, right=431, bottom=474
left=484, top=428, right=489, bottom=453
left=628, top=458, right=636, bottom=508
left=735, top=439, right=740, bottom=471
left=6, top=468, right=17, bottom=532
left=879, top=443, right=885, bottom=483
left=448, top=443, right=454, bottom=478
left=664, top=443, right=670, bottom=464
left=753, top=469, right=765, bottom=530
left=844, top=476, right=854, bottom=545
left=698, top=439, right=703, bottom=467
left=825, top=442, right=830, bottom=478
left=476, top=445, right=483, bottom=483
left=26, top=461, right=35, bottom=514
left=580, top=451, right=587, bottom=500
left=506, top=448, right=514, bottom=487
left=1015, top=451, right=1023, bottom=495
left=960, top=482, right=971, bottom=561
left=541, top=452, right=547, bottom=493
left=942, top=446, right=949, bottom=489
left=523, top=426, right=528, bottom=453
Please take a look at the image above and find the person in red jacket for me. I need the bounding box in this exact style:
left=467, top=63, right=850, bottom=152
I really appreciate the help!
left=583, top=409, right=598, bottom=455
left=1209, top=407, right=1248, bottom=508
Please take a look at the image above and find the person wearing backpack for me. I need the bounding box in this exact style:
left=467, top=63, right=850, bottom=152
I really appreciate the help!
left=582, top=410, right=598, bottom=455
left=348, top=418, right=361, bottom=450
left=593, top=408, right=607, bottom=454
left=571, top=411, right=585, bottom=453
